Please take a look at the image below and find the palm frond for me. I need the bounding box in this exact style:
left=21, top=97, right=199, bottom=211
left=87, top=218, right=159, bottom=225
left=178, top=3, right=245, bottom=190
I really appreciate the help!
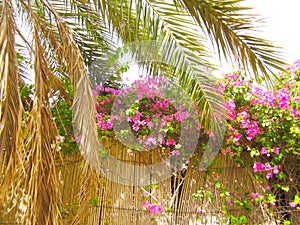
left=0, top=0, right=23, bottom=210
left=44, top=0, right=116, bottom=65
left=19, top=25, right=61, bottom=225
left=0, top=0, right=21, bottom=161
left=11, top=1, right=63, bottom=224
left=177, top=0, right=287, bottom=84
left=45, top=7, right=106, bottom=223
left=97, top=0, right=224, bottom=132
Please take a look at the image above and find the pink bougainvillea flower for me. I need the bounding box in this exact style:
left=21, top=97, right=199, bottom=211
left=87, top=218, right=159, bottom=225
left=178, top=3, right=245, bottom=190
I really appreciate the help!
left=273, top=147, right=280, bottom=155
left=265, top=163, right=272, bottom=171
left=240, top=119, right=250, bottom=129
left=228, top=126, right=235, bottom=133
left=171, top=150, right=180, bottom=156
left=291, top=109, right=300, bottom=119
left=225, top=99, right=236, bottom=120
left=175, top=111, right=183, bottom=122
left=113, top=89, right=121, bottom=95
left=275, top=88, right=291, bottom=109
left=226, top=73, right=239, bottom=80
left=266, top=171, right=273, bottom=179
left=273, top=165, right=279, bottom=175
left=233, top=133, right=242, bottom=142
left=104, top=87, right=115, bottom=93
left=147, top=202, right=164, bottom=215
left=226, top=99, right=236, bottom=110
left=260, top=147, right=268, bottom=155
left=246, top=121, right=260, bottom=140
left=142, top=200, right=149, bottom=206
left=145, top=136, right=156, bottom=146
left=97, top=119, right=107, bottom=130
left=248, top=193, right=260, bottom=200
left=135, top=111, right=142, bottom=120
left=232, top=80, right=243, bottom=87
left=96, top=113, right=104, bottom=119
left=92, top=89, right=98, bottom=97
left=106, top=119, right=113, bottom=129
left=289, top=202, right=298, bottom=208
left=96, top=85, right=104, bottom=92
left=253, top=162, right=265, bottom=172
left=132, top=124, right=139, bottom=132
left=263, top=91, right=276, bottom=107
left=166, top=139, right=176, bottom=146
left=95, top=103, right=100, bottom=111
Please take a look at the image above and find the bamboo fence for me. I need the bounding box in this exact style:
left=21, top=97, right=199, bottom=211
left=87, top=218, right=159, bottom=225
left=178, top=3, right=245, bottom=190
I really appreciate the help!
left=0, top=141, right=299, bottom=224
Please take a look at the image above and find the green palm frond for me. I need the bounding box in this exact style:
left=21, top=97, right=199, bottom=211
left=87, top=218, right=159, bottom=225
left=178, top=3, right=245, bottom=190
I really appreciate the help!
left=177, top=0, right=287, bottom=84
left=93, top=0, right=287, bottom=130
left=95, top=0, right=224, bottom=131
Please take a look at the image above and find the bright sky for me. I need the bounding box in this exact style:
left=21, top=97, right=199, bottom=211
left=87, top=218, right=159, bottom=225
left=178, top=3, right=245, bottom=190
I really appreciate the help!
left=247, top=0, right=300, bottom=64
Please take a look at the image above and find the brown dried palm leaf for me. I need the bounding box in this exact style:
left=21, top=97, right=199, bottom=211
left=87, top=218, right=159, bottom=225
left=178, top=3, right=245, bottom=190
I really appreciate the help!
left=38, top=2, right=103, bottom=223
left=0, top=0, right=23, bottom=211
left=56, top=23, right=103, bottom=225
left=16, top=17, right=61, bottom=224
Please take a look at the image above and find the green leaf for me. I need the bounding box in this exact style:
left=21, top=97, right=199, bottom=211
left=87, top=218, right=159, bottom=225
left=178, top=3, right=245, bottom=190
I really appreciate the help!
left=250, top=149, right=259, bottom=157
left=215, top=182, right=222, bottom=189
left=281, top=186, right=289, bottom=192
left=294, top=194, right=300, bottom=204
left=89, top=197, right=99, bottom=207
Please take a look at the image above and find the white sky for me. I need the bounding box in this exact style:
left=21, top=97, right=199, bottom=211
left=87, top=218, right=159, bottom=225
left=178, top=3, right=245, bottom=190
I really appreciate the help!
left=246, top=0, right=300, bottom=64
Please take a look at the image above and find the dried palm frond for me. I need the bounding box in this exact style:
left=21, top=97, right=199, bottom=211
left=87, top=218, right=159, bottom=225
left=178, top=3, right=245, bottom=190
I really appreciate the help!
left=10, top=2, right=62, bottom=223
left=18, top=32, right=61, bottom=224
left=36, top=3, right=104, bottom=223
left=0, top=0, right=23, bottom=212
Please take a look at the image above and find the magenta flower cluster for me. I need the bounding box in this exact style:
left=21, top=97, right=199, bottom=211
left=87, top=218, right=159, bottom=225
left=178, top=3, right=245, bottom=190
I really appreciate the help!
left=142, top=201, right=164, bottom=215
left=93, top=76, right=197, bottom=155
left=253, top=162, right=279, bottom=179
left=222, top=61, right=300, bottom=214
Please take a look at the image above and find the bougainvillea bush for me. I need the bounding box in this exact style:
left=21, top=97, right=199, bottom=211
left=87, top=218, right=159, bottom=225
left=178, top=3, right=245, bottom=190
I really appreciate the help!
left=94, top=76, right=202, bottom=160
left=90, top=62, right=300, bottom=223
left=40, top=61, right=299, bottom=224
left=221, top=60, right=300, bottom=224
